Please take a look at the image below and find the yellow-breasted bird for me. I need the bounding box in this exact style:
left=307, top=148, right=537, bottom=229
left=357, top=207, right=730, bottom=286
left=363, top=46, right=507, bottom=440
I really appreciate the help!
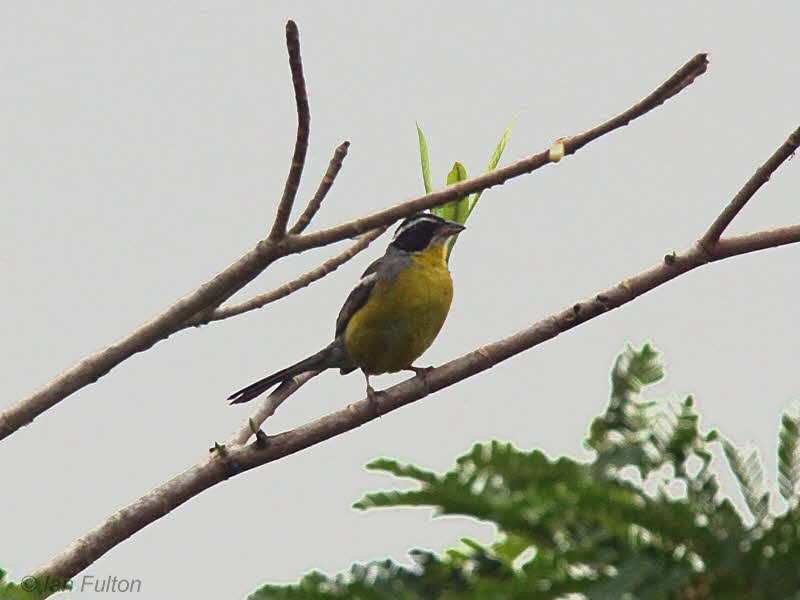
left=227, top=213, right=465, bottom=405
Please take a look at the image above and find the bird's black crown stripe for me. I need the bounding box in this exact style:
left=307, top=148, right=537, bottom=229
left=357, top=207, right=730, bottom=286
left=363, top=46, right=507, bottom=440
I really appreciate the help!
left=391, top=213, right=446, bottom=252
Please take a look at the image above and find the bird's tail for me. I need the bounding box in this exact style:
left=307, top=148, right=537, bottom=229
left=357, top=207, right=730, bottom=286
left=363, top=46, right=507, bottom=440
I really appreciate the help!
left=227, top=347, right=332, bottom=405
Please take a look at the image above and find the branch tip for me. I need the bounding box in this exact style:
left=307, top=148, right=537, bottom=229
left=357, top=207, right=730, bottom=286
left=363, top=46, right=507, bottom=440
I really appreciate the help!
left=289, top=140, right=353, bottom=234
left=270, top=19, right=311, bottom=241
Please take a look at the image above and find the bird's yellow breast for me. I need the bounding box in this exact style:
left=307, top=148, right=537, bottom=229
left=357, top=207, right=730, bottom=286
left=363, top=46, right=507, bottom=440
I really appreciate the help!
left=344, top=243, right=453, bottom=374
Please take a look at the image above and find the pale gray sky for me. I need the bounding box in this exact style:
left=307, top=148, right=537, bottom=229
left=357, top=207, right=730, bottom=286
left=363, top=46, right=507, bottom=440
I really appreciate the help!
left=2, top=2, right=799, bottom=598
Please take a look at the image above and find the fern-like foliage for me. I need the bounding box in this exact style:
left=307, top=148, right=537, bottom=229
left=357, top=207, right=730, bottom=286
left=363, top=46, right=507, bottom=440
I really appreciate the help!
left=251, top=345, right=800, bottom=599
left=0, top=569, right=41, bottom=600
left=778, top=403, right=800, bottom=503
left=722, top=439, right=769, bottom=524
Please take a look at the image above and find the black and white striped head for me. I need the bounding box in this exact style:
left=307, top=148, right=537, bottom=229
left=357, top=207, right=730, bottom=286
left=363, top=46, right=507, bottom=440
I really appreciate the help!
left=390, top=213, right=466, bottom=253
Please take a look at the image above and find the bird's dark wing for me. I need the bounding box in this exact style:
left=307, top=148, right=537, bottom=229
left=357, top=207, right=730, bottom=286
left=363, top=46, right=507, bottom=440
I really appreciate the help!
left=334, top=256, right=384, bottom=337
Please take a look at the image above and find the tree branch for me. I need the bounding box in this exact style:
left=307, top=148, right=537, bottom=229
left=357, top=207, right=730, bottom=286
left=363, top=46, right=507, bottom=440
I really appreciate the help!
left=700, top=126, right=800, bottom=248
left=0, top=240, right=279, bottom=442
left=0, top=52, right=706, bottom=442
left=289, top=141, right=351, bottom=235
left=566, top=53, right=708, bottom=154
left=269, top=20, right=311, bottom=240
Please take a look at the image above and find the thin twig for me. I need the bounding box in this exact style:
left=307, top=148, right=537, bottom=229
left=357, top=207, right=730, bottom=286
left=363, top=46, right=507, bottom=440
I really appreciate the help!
left=228, top=371, right=319, bottom=446
left=199, top=227, right=387, bottom=325
left=30, top=221, right=800, bottom=583
left=700, top=125, right=800, bottom=248
left=290, top=141, right=351, bottom=235
left=269, top=20, right=310, bottom=240
left=0, top=53, right=706, bottom=443
left=288, top=54, right=710, bottom=253
left=566, top=53, right=708, bottom=154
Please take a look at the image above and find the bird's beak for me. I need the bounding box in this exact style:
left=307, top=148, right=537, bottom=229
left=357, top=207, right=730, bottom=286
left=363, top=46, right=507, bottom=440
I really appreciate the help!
left=440, top=220, right=466, bottom=236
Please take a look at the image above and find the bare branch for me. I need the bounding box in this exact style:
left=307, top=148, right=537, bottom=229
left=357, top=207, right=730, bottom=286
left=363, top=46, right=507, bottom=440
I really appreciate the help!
left=269, top=20, right=311, bottom=240
left=0, top=240, right=281, bottom=442
left=566, top=53, right=708, bottom=154
left=288, top=53, right=709, bottom=253
left=30, top=220, right=800, bottom=583
left=289, top=141, right=351, bottom=235
left=700, top=126, right=800, bottom=248
left=715, top=223, right=800, bottom=256
left=198, top=227, right=387, bottom=325
left=0, top=53, right=706, bottom=442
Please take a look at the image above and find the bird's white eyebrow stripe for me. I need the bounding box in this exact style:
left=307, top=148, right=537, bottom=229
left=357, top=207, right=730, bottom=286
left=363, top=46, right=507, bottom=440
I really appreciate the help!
left=393, top=215, right=442, bottom=238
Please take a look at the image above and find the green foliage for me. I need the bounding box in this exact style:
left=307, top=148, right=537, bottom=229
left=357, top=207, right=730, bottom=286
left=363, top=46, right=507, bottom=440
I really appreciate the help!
left=416, top=122, right=513, bottom=260
left=252, top=345, right=800, bottom=599
left=722, top=439, right=769, bottom=524
left=416, top=123, right=433, bottom=196
left=0, top=569, right=51, bottom=600
left=778, top=403, right=800, bottom=503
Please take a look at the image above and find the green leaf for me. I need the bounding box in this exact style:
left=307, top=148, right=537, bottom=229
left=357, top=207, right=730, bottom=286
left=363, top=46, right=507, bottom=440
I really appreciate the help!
left=466, top=120, right=514, bottom=219
left=430, top=161, right=468, bottom=223
left=723, top=439, right=769, bottom=523
left=430, top=161, right=470, bottom=260
left=459, top=537, right=485, bottom=553
left=364, top=458, right=439, bottom=484
left=778, top=405, right=800, bottom=502
left=416, top=123, right=433, bottom=195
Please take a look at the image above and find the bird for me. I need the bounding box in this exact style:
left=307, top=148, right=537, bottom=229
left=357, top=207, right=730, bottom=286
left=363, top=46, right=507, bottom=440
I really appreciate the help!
left=227, top=213, right=465, bottom=406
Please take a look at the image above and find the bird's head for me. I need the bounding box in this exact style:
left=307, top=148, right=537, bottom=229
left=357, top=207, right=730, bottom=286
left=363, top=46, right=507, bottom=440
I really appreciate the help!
left=389, top=213, right=466, bottom=253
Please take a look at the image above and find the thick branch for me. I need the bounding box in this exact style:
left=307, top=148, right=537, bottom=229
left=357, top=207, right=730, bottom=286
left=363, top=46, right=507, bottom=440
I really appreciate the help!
left=269, top=20, right=310, bottom=240
left=289, top=141, right=351, bottom=235
left=288, top=53, right=709, bottom=253
left=30, top=222, right=800, bottom=584
left=0, top=240, right=280, bottom=442
left=0, top=52, right=706, bottom=442
left=700, top=126, right=800, bottom=248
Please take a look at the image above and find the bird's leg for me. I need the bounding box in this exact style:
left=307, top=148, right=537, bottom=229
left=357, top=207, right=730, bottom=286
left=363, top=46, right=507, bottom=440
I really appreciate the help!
left=363, top=371, right=384, bottom=416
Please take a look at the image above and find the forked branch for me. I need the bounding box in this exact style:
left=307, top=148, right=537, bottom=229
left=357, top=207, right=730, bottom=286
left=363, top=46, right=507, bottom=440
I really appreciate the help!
left=0, top=46, right=707, bottom=443
left=290, top=141, right=351, bottom=235
left=700, top=126, right=800, bottom=248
